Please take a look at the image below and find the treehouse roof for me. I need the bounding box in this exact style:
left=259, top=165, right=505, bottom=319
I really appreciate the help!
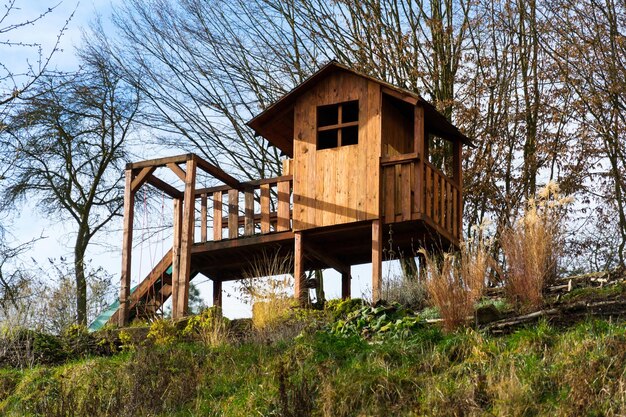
left=247, top=61, right=473, bottom=157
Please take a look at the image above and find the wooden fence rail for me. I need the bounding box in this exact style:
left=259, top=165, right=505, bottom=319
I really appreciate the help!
left=381, top=155, right=459, bottom=241
left=196, top=176, right=293, bottom=242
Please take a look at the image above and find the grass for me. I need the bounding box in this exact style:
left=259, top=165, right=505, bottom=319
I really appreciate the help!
left=1, top=308, right=625, bottom=416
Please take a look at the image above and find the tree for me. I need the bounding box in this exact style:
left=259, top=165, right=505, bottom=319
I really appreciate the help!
left=544, top=0, right=626, bottom=266
left=107, top=0, right=623, bottom=275
left=0, top=1, right=72, bottom=117
left=0, top=52, right=140, bottom=325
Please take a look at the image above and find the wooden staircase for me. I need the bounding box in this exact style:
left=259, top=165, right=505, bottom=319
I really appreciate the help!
left=108, top=249, right=199, bottom=324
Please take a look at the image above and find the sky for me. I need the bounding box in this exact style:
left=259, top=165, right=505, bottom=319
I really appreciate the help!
left=3, top=0, right=396, bottom=321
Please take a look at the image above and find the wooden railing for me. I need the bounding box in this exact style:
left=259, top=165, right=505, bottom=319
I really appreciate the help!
left=423, top=161, right=460, bottom=241
left=381, top=154, right=460, bottom=242
left=194, top=176, right=293, bottom=242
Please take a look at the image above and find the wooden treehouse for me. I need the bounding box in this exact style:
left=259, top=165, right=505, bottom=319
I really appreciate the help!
left=113, top=62, right=471, bottom=326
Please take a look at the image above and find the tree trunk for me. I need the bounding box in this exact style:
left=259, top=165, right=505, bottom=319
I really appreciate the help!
left=74, top=231, right=89, bottom=325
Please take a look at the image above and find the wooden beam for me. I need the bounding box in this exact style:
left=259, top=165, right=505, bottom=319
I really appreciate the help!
left=119, top=168, right=135, bottom=327
left=128, top=154, right=191, bottom=170
left=306, top=241, right=350, bottom=275
left=175, top=159, right=196, bottom=318
left=193, top=155, right=241, bottom=190
left=200, top=193, right=207, bottom=242
left=191, top=230, right=294, bottom=253
left=380, top=152, right=419, bottom=166
left=213, top=280, right=222, bottom=308
left=414, top=105, right=425, bottom=215
left=277, top=180, right=291, bottom=231
left=213, top=191, right=223, bottom=241
left=453, top=140, right=463, bottom=238
left=372, top=220, right=383, bottom=304
left=244, top=189, right=254, bottom=236
left=194, top=175, right=293, bottom=196
left=342, top=271, right=351, bottom=300
left=167, top=162, right=187, bottom=181
left=260, top=183, right=270, bottom=233
left=131, top=166, right=156, bottom=192
left=294, top=232, right=307, bottom=305
left=228, top=189, right=239, bottom=239
left=146, top=175, right=183, bottom=199
left=381, top=86, right=418, bottom=105
left=171, top=198, right=182, bottom=318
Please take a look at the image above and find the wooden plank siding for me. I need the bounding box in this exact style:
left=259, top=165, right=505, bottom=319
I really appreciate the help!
left=292, top=72, right=381, bottom=231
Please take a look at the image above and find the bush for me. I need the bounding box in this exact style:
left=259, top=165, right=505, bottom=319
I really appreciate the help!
left=146, top=319, right=178, bottom=346
left=182, top=307, right=230, bottom=346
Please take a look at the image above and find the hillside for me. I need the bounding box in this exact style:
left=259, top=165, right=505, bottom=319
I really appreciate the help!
left=1, top=273, right=625, bottom=417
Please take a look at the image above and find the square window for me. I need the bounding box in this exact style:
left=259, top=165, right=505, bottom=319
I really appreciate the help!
left=316, top=100, right=359, bottom=149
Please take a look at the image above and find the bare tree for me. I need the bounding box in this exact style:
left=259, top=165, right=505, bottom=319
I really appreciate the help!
left=106, top=0, right=623, bottom=273
left=544, top=0, right=626, bottom=266
left=0, top=1, right=73, bottom=114
left=0, top=51, right=140, bottom=324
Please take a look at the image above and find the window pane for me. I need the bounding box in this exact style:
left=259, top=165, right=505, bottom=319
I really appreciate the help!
left=342, top=126, right=358, bottom=146
left=317, top=103, right=339, bottom=127
left=342, top=100, right=359, bottom=123
left=318, top=129, right=338, bottom=150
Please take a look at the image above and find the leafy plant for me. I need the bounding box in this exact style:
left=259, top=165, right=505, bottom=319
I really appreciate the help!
left=182, top=307, right=230, bottom=346
left=146, top=319, right=178, bottom=346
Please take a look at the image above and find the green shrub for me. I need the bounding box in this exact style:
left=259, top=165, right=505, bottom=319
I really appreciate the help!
left=182, top=307, right=230, bottom=346
left=146, top=319, right=178, bottom=346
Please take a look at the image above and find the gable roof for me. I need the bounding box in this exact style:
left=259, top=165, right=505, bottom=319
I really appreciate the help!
left=247, top=61, right=473, bottom=157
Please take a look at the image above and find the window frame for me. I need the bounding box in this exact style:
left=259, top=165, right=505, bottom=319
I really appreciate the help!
left=316, top=100, right=359, bottom=150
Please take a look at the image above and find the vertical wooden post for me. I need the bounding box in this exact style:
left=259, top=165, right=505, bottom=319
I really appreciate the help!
left=341, top=270, right=351, bottom=300
left=213, top=280, right=222, bottom=308
left=260, top=184, right=270, bottom=233
left=175, top=158, right=196, bottom=318
left=171, top=198, right=182, bottom=318
left=228, top=189, right=239, bottom=239
left=294, top=232, right=307, bottom=305
left=453, top=140, right=463, bottom=240
left=244, top=189, right=254, bottom=236
left=277, top=180, right=291, bottom=231
left=119, top=168, right=135, bottom=327
left=414, top=105, right=425, bottom=215
left=371, top=219, right=383, bottom=304
left=200, top=193, right=207, bottom=242
left=213, top=191, right=222, bottom=241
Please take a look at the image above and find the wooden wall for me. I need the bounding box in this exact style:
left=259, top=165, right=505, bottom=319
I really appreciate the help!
left=381, top=94, right=414, bottom=157
left=292, top=71, right=381, bottom=231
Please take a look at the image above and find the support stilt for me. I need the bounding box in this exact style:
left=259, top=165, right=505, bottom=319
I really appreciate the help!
left=341, top=270, right=351, bottom=300
left=175, top=158, right=196, bottom=318
left=119, top=168, right=134, bottom=327
left=372, top=219, right=383, bottom=304
left=171, top=198, right=182, bottom=318
left=294, top=232, right=307, bottom=305
left=213, top=280, right=222, bottom=308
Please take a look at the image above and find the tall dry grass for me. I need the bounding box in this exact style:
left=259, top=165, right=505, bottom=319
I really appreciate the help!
left=241, top=250, right=297, bottom=332
left=421, top=225, right=493, bottom=331
left=501, top=182, right=571, bottom=310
